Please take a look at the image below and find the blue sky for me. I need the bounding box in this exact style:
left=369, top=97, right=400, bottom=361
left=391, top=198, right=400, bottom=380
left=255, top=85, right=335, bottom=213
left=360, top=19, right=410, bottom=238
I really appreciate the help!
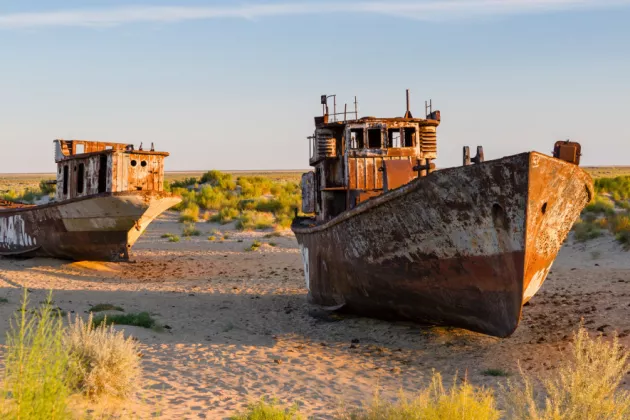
left=1, top=1, right=630, bottom=173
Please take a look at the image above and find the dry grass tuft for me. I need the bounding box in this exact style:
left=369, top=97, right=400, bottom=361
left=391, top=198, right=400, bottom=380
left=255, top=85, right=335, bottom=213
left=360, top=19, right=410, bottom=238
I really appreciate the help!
left=65, top=313, right=142, bottom=399
left=503, top=325, right=630, bottom=420
left=230, top=397, right=303, bottom=420
left=339, top=371, right=500, bottom=420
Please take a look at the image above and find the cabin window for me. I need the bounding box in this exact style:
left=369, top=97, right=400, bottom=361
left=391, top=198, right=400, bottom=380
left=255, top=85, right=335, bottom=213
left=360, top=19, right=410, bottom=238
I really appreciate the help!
left=75, top=144, right=85, bottom=154
left=105, top=146, right=112, bottom=150
left=368, top=128, right=382, bottom=148
left=77, top=163, right=85, bottom=194
left=349, top=129, right=364, bottom=149
left=388, top=129, right=401, bottom=148
left=141, top=160, right=147, bottom=167
left=131, top=160, right=137, bottom=167
left=403, top=127, right=415, bottom=147
left=98, top=155, right=107, bottom=193
left=62, top=166, right=69, bottom=195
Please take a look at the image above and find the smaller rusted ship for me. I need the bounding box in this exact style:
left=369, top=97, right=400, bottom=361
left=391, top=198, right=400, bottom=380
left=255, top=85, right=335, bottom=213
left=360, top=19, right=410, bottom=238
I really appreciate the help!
left=0, top=140, right=181, bottom=261
left=292, top=91, right=593, bottom=337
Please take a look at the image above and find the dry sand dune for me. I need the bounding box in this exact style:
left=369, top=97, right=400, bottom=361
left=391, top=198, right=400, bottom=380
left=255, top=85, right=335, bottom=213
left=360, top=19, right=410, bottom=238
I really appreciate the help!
left=1, top=212, right=629, bottom=419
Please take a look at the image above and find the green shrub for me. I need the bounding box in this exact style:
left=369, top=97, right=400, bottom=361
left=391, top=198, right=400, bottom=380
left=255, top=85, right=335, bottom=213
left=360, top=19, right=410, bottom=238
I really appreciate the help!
left=210, top=207, right=240, bottom=224
left=182, top=223, right=201, bottom=237
left=168, top=235, right=181, bottom=243
left=65, top=313, right=141, bottom=399
left=237, top=211, right=275, bottom=231
left=584, top=195, right=615, bottom=214
left=89, top=304, right=124, bottom=313
left=573, top=220, right=603, bottom=242
left=1, top=290, right=71, bottom=419
left=179, top=203, right=200, bottom=223
left=92, top=312, right=159, bottom=330
left=247, top=240, right=263, bottom=252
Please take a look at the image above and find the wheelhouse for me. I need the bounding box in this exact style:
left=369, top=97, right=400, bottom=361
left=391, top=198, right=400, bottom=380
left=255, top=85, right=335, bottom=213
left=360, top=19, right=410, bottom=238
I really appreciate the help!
left=302, top=91, right=441, bottom=222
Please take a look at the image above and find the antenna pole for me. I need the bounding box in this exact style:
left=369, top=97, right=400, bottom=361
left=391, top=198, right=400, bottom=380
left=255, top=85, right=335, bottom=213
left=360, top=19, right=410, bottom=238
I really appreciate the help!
left=406, top=89, right=410, bottom=115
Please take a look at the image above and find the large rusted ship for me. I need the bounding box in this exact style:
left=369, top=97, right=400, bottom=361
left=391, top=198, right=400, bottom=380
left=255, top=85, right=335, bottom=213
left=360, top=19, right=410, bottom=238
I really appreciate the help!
left=292, top=91, right=593, bottom=337
left=0, top=140, right=181, bottom=261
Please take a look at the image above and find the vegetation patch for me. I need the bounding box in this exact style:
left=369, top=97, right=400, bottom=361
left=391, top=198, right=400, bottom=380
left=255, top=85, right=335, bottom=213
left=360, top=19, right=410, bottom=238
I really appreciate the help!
left=89, top=303, right=124, bottom=313
left=230, top=398, right=303, bottom=420
left=503, top=325, right=630, bottom=419
left=65, top=313, right=141, bottom=399
left=92, top=311, right=160, bottom=331
left=237, top=211, right=275, bottom=231
left=166, top=170, right=302, bottom=231
left=482, top=368, right=510, bottom=377
left=0, top=297, right=8, bottom=304
left=182, top=222, right=201, bottom=237
left=247, top=240, right=263, bottom=252
left=339, top=371, right=500, bottom=420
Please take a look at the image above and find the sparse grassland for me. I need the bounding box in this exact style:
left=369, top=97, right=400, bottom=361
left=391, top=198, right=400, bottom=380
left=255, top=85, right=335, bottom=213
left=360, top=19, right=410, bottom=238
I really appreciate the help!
left=573, top=175, right=630, bottom=247
left=166, top=170, right=302, bottom=231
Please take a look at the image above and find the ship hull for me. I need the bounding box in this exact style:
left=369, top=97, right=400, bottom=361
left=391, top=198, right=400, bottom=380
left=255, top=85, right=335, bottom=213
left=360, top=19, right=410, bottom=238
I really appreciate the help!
left=0, top=192, right=181, bottom=261
left=292, top=152, right=593, bottom=337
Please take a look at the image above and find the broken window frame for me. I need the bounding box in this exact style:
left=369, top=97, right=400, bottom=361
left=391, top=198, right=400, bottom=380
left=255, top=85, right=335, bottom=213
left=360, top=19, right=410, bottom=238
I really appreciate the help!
left=349, top=128, right=365, bottom=150
left=387, top=128, right=402, bottom=148
left=367, top=128, right=382, bottom=149
left=402, top=127, right=416, bottom=148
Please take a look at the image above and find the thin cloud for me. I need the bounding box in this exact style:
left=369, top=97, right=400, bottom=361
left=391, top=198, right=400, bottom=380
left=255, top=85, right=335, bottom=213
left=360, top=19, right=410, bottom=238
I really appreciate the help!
left=0, top=1, right=629, bottom=28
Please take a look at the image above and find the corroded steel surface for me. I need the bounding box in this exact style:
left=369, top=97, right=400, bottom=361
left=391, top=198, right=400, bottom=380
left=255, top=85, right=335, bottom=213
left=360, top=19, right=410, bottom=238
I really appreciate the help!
left=0, top=191, right=180, bottom=261
left=292, top=152, right=593, bottom=337
left=0, top=140, right=180, bottom=261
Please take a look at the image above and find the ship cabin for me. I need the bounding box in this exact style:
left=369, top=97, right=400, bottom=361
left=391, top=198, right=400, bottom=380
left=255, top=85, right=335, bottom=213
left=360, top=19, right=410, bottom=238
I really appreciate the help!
left=53, top=140, right=169, bottom=202
left=302, top=91, right=441, bottom=222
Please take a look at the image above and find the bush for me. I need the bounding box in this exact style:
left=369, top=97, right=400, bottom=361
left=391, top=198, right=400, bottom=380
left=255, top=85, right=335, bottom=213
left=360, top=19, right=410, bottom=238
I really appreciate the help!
left=210, top=207, right=240, bottom=224
left=573, top=220, right=603, bottom=242
left=65, top=313, right=141, bottom=399
left=237, top=211, right=275, bottom=231
left=1, top=291, right=71, bottom=419
left=584, top=195, right=615, bottom=215
left=182, top=223, right=201, bottom=237
left=341, top=371, right=500, bottom=420
left=92, top=312, right=159, bottom=330
left=503, top=326, right=630, bottom=420
left=230, top=398, right=303, bottom=420
left=39, top=180, right=56, bottom=195
left=179, top=203, right=200, bottom=223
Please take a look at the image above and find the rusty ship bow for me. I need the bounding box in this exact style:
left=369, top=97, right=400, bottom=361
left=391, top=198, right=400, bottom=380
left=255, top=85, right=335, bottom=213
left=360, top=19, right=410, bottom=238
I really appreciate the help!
left=292, top=92, right=593, bottom=337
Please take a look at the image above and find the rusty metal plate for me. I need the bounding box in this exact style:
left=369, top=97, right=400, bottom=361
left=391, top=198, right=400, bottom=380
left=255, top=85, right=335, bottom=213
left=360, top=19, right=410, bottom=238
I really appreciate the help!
left=382, top=160, right=416, bottom=192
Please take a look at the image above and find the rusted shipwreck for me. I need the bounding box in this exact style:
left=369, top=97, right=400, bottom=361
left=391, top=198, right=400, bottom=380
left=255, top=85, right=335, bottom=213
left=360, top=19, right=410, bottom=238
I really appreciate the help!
left=292, top=91, right=593, bottom=337
left=0, top=140, right=181, bottom=261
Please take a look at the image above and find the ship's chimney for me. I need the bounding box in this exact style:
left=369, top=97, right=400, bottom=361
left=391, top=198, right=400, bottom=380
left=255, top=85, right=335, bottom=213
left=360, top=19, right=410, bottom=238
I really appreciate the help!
left=404, top=89, right=413, bottom=119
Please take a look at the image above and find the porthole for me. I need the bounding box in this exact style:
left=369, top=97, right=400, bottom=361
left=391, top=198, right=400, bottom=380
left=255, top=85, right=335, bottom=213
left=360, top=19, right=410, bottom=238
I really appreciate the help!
left=131, top=160, right=137, bottom=167
left=141, top=161, right=147, bottom=167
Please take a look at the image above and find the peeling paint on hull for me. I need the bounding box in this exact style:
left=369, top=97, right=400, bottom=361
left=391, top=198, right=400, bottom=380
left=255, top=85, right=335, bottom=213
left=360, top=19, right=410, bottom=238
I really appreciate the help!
left=0, top=192, right=181, bottom=261
left=292, top=152, right=593, bottom=337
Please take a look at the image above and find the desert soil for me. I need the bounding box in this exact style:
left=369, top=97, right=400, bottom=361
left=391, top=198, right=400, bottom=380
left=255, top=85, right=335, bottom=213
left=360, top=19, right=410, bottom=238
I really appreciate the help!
left=0, top=212, right=629, bottom=419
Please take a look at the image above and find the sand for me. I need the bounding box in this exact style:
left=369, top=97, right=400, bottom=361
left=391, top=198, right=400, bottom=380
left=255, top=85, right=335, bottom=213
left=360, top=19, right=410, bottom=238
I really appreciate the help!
left=1, top=212, right=629, bottom=419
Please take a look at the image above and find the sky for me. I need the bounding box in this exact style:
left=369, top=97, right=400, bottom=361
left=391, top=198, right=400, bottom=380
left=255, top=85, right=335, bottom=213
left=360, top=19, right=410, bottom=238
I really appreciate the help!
left=1, top=0, right=630, bottom=173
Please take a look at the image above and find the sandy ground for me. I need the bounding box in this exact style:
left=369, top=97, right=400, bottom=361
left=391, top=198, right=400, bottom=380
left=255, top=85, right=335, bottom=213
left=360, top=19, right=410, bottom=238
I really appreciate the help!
left=0, top=212, right=629, bottom=419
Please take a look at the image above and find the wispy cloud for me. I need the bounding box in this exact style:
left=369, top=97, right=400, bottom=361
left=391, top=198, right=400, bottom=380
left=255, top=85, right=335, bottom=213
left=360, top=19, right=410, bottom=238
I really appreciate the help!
left=1, top=1, right=629, bottom=28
